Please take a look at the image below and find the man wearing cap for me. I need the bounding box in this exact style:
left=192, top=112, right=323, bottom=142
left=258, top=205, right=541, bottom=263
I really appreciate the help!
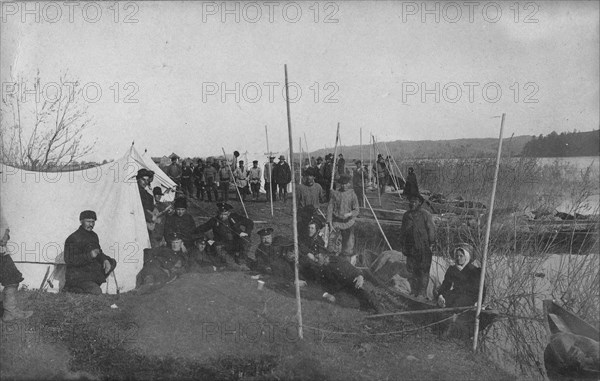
left=251, top=227, right=277, bottom=273
left=203, top=159, right=219, bottom=202
left=193, top=159, right=206, bottom=200
left=197, top=203, right=254, bottom=270
left=273, top=155, right=291, bottom=203
left=137, top=168, right=156, bottom=229
left=218, top=160, right=231, bottom=202
left=297, top=167, right=325, bottom=236
left=137, top=232, right=186, bottom=291
left=264, top=156, right=277, bottom=202
left=248, top=160, right=262, bottom=202
left=166, top=156, right=182, bottom=186
left=164, top=197, right=197, bottom=248
left=181, top=160, right=193, bottom=198
left=352, top=160, right=367, bottom=207
left=1, top=227, right=33, bottom=321
left=63, top=211, right=117, bottom=295
left=233, top=160, right=249, bottom=202
left=327, top=174, right=360, bottom=264
left=400, top=194, right=436, bottom=299
left=403, top=167, right=420, bottom=199
left=186, top=234, right=220, bottom=271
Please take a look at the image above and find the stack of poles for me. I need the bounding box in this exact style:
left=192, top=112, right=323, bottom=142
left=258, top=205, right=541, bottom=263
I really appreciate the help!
left=284, top=64, right=303, bottom=340
left=473, top=113, right=505, bottom=351
left=372, top=136, right=403, bottom=201
left=304, top=133, right=311, bottom=166
left=265, top=125, right=274, bottom=217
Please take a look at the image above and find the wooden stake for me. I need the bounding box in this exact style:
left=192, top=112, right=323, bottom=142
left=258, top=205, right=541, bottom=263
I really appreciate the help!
left=373, top=135, right=382, bottom=207
left=284, top=64, right=303, bottom=340
left=222, top=147, right=248, bottom=218
left=265, top=125, right=274, bottom=217
left=304, top=132, right=311, bottom=166
left=364, top=196, right=393, bottom=251
left=473, top=113, right=505, bottom=351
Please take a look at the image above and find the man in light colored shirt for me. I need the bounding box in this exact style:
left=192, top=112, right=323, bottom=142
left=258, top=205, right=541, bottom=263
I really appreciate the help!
left=327, top=174, right=360, bottom=265
left=248, top=160, right=262, bottom=202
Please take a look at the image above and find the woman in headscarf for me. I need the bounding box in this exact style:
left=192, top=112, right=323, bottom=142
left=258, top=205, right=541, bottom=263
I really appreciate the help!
left=437, top=243, right=482, bottom=308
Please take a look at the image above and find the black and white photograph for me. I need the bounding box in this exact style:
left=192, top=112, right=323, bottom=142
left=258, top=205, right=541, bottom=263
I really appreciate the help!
left=1, top=1, right=598, bottom=380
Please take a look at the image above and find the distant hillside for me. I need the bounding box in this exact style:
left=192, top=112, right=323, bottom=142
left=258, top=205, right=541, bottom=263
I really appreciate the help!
left=522, top=130, right=599, bottom=157
left=304, top=135, right=532, bottom=161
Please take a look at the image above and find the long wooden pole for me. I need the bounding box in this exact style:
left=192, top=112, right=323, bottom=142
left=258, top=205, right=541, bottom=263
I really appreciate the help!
left=222, top=147, right=248, bottom=218
left=299, top=137, right=303, bottom=182
left=360, top=128, right=366, bottom=207
left=330, top=123, right=340, bottom=191
left=366, top=305, right=476, bottom=319
left=284, top=64, right=303, bottom=340
left=373, top=135, right=382, bottom=207
left=304, top=132, right=311, bottom=166
left=377, top=138, right=403, bottom=200
left=473, top=113, right=505, bottom=351
left=364, top=196, right=393, bottom=250
left=265, top=125, right=274, bottom=217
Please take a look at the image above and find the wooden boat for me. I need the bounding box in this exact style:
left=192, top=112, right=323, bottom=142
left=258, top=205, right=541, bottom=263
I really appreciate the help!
left=543, top=300, right=600, bottom=379
left=359, top=207, right=404, bottom=221
left=364, top=269, right=500, bottom=334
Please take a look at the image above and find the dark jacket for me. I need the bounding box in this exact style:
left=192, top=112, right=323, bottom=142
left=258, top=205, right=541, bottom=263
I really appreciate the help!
left=400, top=206, right=435, bottom=260
left=404, top=172, right=419, bottom=198
left=197, top=213, right=254, bottom=243
left=139, top=184, right=155, bottom=223
left=64, top=226, right=116, bottom=286
left=164, top=213, right=197, bottom=246
left=273, top=162, right=292, bottom=185
left=437, top=262, right=482, bottom=307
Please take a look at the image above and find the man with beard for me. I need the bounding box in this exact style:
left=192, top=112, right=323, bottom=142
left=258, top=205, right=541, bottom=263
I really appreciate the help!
left=196, top=203, right=254, bottom=270
left=400, top=194, right=436, bottom=298
left=63, top=210, right=117, bottom=295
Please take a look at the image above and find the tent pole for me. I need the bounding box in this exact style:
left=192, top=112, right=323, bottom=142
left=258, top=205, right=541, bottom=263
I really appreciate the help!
left=299, top=137, right=303, bottom=183
left=304, top=132, right=311, bottom=166
left=265, top=125, right=274, bottom=217
left=284, top=64, right=303, bottom=340
left=373, top=135, right=382, bottom=207
left=221, top=147, right=248, bottom=218
left=360, top=128, right=366, bottom=207
left=330, top=123, right=340, bottom=192
left=473, top=113, right=505, bottom=351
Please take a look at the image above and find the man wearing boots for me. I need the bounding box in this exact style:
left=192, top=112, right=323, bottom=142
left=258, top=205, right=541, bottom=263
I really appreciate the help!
left=63, top=210, right=117, bottom=295
left=197, top=203, right=254, bottom=271
left=400, top=195, right=436, bottom=299
left=248, top=160, right=262, bottom=202
left=327, top=174, right=360, bottom=265
left=0, top=228, right=33, bottom=321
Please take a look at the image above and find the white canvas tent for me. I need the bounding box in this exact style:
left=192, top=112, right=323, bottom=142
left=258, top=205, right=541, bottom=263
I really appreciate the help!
left=140, top=149, right=177, bottom=201
left=0, top=145, right=163, bottom=294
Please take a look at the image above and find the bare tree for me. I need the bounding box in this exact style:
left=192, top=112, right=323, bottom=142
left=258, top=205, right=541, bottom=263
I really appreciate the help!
left=1, top=70, right=96, bottom=170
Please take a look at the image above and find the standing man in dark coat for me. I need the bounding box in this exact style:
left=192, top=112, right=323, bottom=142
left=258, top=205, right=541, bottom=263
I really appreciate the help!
left=274, top=155, right=291, bottom=203
left=352, top=160, right=367, bottom=207
left=197, top=203, right=254, bottom=270
left=181, top=161, right=193, bottom=198
left=264, top=156, right=277, bottom=202
left=403, top=167, right=420, bottom=199
left=193, top=159, right=206, bottom=200
left=203, top=159, right=219, bottom=202
left=137, top=169, right=155, bottom=234
left=63, top=210, right=117, bottom=295
left=400, top=195, right=436, bottom=298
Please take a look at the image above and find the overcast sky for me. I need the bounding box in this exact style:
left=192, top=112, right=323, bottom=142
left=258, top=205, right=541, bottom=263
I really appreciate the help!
left=1, top=0, right=598, bottom=161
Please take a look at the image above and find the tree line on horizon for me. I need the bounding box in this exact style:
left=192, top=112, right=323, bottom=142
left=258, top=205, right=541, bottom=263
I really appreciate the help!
left=521, top=129, right=600, bottom=158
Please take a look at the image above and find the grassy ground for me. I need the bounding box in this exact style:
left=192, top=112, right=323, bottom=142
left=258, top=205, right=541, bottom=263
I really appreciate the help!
left=0, top=194, right=512, bottom=380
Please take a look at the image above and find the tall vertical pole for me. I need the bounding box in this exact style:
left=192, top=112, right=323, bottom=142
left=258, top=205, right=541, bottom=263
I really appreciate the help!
left=265, top=125, right=274, bottom=217
left=360, top=128, right=366, bottom=207
left=304, top=132, right=311, bottom=166
left=222, top=148, right=248, bottom=218
left=330, top=123, right=340, bottom=191
left=284, top=64, right=303, bottom=340
left=299, top=137, right=303, bottom=183
left=473, top=113, right=505, bottom=351
left=373, top=135, right=382, bottom=207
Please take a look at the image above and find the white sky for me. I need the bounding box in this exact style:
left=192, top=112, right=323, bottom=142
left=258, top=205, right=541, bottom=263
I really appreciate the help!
left=1, top=0, right=598, bottom=161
